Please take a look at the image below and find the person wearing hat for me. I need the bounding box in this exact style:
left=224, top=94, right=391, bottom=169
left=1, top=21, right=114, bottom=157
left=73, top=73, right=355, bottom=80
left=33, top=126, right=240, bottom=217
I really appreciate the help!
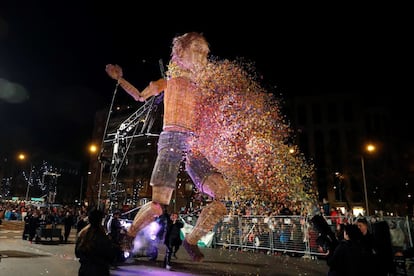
left=75, top=208, right=116, bottom=276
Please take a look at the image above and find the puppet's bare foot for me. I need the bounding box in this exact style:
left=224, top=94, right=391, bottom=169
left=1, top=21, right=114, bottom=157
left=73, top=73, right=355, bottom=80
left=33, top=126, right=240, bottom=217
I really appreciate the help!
left=183, top=238, right=204, bottom=262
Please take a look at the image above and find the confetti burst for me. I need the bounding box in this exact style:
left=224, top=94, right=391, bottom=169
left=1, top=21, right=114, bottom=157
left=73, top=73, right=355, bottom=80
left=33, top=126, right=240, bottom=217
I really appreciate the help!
left=167, top=58, right=318, bottom=214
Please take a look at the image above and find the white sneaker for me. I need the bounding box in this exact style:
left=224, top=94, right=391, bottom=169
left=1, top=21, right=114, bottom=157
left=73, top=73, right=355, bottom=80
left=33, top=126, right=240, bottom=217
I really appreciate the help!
left=166, top=265, right=172, bottom=270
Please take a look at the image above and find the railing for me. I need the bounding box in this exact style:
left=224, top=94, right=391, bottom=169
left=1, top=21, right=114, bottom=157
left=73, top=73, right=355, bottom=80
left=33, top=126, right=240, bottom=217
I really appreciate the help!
left=181, top=214, right=413, bottom=258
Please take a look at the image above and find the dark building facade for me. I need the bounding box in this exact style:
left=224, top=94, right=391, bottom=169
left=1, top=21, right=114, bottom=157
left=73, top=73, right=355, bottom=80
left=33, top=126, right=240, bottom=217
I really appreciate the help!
left=284, top=92, right=413, bottom=216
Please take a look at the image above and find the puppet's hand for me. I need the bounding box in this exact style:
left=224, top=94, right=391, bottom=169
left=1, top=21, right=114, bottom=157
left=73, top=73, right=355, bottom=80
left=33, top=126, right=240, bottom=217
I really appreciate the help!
left=105, top=64, right=123, bottom=80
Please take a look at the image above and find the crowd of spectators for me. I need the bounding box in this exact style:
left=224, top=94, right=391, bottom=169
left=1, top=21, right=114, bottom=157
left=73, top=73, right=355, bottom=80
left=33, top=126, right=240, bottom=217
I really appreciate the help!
left=0, top=199, right=88, bottom=243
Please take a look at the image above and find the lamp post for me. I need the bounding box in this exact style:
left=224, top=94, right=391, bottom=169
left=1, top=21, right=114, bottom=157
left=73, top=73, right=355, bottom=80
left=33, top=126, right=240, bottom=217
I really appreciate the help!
left=361, top=156, right=369, bottom=216
left=79, top=144, right=98, bottom=207
left=87, top=143, right=101, bottom=208
left=25, top=165, right=33, bottom=202
left=361, top=143, right=376, bottom=216
left=17, top=153, right=32, bottom=202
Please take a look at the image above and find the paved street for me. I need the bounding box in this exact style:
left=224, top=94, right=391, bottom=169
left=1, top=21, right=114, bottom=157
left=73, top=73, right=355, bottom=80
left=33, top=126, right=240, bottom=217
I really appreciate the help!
left=0, top=220, right=330, bottom=275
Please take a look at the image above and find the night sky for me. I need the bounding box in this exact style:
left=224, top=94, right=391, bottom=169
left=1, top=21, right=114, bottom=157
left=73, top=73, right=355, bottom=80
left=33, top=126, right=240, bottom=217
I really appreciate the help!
left=0, top=3, right=411, bottom=164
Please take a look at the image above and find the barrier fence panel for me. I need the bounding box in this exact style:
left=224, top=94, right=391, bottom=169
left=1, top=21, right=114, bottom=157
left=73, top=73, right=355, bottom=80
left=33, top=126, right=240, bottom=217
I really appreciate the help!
left=213, top=215, right=311, bottom=256
left=182, top=214, right=414, bottom=259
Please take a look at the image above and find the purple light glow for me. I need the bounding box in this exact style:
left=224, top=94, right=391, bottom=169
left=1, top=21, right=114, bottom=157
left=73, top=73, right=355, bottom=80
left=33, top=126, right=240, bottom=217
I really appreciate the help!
left=130, top=220, right=162, bottom=254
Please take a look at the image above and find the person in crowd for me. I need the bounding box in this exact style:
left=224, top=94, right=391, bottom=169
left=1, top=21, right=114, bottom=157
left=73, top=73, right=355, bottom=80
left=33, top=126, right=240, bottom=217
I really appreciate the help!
left=63, top=210, right=74, bottom=243
left=28, top=210, right=40, bottom=243
left=22, top=209, right=32, bottom=240
left=326, top=224, right=364, bottom=276
left=329, top=207, right=340, bottom=233
left=356, top=217, right=394, bottom=275
left=335, top=223, right=345, bottom=242
left=322, top=198, right=330, bottom=216
left=389, top=220, right=405, bottom=254
left=279, top=224, right=290, bottom=253
left=76, top=211, right=88, bottom=236
left=279, top=203, right=293, bottom=215
left=311, top=214, right=338, bottom=259
left=108, top=210, right=125, bottom=264
left=356, top=217, right=375, bottom=254
left=371, top=220, right=395, bottom=275
left=75, top=208, right=116, bottom=276
left=156, top=207, right=169, bottom=242
left=105, top=32, right=229, bottom=262
left=164, top=212, right=184, bottom=270
left=9, top=209, right=17, bottom=220
left=356, top=217, right=376, bottom=272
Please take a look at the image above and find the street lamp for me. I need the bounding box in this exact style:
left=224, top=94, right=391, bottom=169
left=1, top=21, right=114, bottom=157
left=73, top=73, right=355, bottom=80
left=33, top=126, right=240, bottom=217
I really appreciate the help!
left=89, top=144, right=98, bottom=154
left=361, top=143, right=376, bottom=216
left=18, top=153, right=26, bottom=161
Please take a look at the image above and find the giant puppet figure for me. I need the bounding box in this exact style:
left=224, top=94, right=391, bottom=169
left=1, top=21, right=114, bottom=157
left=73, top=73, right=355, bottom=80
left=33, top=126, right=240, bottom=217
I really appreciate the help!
left=106, top=32, right=318, bottom=263
left=105, top=32, right=228, bottom=262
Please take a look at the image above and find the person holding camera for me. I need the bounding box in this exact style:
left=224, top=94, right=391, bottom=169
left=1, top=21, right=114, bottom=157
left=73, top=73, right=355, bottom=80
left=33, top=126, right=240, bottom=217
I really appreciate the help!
left=163, top=212, right=184, bottom=270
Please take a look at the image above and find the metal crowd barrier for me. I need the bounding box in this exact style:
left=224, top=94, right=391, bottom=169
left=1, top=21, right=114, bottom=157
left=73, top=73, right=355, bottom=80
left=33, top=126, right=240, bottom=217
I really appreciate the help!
left=180, top=214, right=414, bottom=258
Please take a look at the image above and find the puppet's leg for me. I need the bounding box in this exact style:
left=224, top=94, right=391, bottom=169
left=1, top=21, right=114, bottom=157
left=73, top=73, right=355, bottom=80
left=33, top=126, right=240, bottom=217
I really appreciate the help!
left=128, top=185, right=175, bottom=237
left=123, top=187, right=173, bottom=251
left=183, top=172, right=228, bottom=261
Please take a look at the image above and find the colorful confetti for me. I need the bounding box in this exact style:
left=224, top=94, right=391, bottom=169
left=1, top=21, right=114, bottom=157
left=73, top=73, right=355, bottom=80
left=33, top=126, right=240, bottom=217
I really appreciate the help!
left=168, top=58, right=318, bottom=215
